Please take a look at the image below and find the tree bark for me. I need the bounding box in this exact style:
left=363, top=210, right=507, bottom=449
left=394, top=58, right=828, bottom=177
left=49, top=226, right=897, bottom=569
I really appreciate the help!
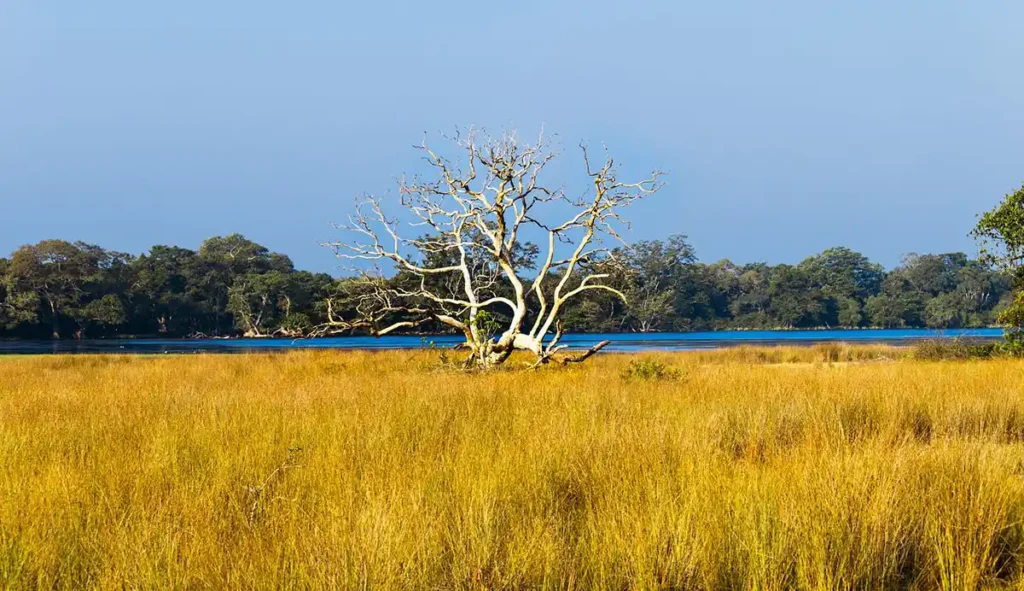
left=561, top=340, right=611, bottom=365
left=49, top=298, right=59, bottom=339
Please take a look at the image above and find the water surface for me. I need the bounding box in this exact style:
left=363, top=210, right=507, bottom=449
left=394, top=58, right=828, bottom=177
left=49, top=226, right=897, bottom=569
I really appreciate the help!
left=0, top=328, right=1003, bottom=355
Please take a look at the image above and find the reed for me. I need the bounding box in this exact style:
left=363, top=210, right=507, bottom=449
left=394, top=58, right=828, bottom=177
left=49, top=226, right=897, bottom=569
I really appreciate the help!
left=1, top=347, right=1023, bottom=589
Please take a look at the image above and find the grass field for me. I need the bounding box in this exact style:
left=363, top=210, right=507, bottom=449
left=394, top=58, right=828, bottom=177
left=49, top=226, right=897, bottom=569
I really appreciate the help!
left=2, top=346, right=1024, bottom=589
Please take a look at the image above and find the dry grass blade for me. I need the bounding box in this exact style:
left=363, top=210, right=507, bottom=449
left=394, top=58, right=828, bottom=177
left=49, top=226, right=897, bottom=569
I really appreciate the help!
left=0, top=346, right=1022, bottom=589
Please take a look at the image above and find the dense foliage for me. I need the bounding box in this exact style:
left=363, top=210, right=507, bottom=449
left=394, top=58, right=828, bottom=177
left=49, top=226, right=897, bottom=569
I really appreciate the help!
left=0, top=235, right=335, bottom=339
left=558, top=241, right=1009, bottom=333
left=0, top=234, right=1010, bottom=339
left=972, top=184, right=1024, bottom=351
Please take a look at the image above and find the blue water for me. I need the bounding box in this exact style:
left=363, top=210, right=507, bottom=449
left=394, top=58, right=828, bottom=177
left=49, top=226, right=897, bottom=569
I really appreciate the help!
left=0, top=328, right=1004, bottom=355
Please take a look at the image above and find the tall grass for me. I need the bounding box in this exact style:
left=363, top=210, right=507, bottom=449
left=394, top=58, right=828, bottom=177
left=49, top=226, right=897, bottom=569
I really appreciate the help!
left=1, top=348, right=1024, bottom=589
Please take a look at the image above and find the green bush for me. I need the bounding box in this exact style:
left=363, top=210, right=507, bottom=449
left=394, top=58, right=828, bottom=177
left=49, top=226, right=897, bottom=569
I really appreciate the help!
left=912, top=338, right=1000, bottom=360
left=1001, top=329, right=1024, bottom=357
left=620, top=358, right=684, bottom=382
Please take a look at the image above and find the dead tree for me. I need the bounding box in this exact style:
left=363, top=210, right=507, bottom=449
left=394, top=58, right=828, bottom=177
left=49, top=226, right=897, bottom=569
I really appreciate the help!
left=320, top=129, right=664, bottom=369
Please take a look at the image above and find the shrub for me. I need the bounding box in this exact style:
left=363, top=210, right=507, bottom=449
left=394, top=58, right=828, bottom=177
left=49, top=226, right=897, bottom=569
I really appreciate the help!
left=913, top=338, right=1000, bottom=360
left=620, top=358, right=684, bottom=382
left=1001, top=329, right=1024, bottom=357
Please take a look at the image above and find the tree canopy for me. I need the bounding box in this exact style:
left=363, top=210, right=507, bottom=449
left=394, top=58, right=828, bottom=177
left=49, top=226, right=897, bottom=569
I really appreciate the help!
left=0, top=234, right=1008, bottom=341
left=972, top=184, right=1024, bottom=350
left=0, top=236, right=334, bottom=340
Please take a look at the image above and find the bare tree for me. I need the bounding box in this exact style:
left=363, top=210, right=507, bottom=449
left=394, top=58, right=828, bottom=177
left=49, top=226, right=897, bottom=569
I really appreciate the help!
left=320, top=128, right=664, bottom=369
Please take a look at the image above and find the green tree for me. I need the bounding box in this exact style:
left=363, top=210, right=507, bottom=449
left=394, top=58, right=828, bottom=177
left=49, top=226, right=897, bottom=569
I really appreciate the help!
left=898, top=253, right=966, bottom=296
left=76, top=246, right=134, bottom=337
left=0, top=258, right=38, bottom=333
left=865, top=294, right=909, bottom=328
left=768, top=265, right=827, bottom=328
left=0, top=258, right=9, bottom=326
left=0, top=258, right=13, bottom=331
left=798, top=247, right=883, bottom=327
left=76, top=294, right=129, bottom=335
left=953, top=262, right=1009, bottom=326
left=620, top=235, right=696, bottom=332
left=837, top=297, right=864, bottom=327
left=131, top=246, right=202, bottom=334
left=730, top=264, right=772, bottom=327
left=866, top=271, right=925, bottom=328
left=5, top=241, right=99, bottom=338
left=558, top=262, right=629, bottom=333
left=194, top=235, right=279, bottom=335
left=283, top=271, right=336, bottom=333
left=923, top=292, right=965, bottom=328
left=682, top=261, right=738, bottom=330
left=973, top=183, right=1024, bottom=350
left=228, top=271, right=295, bottom=337
left=800, top=247, right=883, bottom=300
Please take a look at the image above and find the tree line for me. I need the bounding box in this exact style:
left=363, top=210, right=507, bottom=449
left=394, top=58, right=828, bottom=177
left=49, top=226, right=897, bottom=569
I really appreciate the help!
left=0, top=234, right=1009, bottom=339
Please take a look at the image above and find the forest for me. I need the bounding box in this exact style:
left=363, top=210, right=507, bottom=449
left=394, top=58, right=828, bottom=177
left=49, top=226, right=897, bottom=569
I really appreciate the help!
left=0, top=234, right=1010, bottom=339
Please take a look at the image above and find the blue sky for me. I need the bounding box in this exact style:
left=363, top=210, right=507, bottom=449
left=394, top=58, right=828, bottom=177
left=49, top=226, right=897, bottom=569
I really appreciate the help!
left=1, top=1, right=1022, bottom=272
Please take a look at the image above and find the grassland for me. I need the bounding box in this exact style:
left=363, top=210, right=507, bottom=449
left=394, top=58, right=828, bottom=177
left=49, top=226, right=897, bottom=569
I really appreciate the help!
left=2, top=345, right=1024, bottom=589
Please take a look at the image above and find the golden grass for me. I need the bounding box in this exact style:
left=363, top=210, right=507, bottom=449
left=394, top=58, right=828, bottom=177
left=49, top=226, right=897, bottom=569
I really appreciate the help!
left=1, top=346, right=1023, bottom=589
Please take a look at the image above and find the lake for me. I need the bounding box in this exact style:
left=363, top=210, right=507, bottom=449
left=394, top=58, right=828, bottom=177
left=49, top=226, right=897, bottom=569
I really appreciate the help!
left=0, top=328, right=1004, bottom=355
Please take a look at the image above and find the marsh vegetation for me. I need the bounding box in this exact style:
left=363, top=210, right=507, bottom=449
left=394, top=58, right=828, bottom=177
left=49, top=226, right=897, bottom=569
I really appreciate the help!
left=3, top=348, right=1024, bottom=589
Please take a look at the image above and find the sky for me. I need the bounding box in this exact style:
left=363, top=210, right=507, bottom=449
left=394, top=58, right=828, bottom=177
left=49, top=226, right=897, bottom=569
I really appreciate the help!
left=1, top=0, right=1022, bottom=273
